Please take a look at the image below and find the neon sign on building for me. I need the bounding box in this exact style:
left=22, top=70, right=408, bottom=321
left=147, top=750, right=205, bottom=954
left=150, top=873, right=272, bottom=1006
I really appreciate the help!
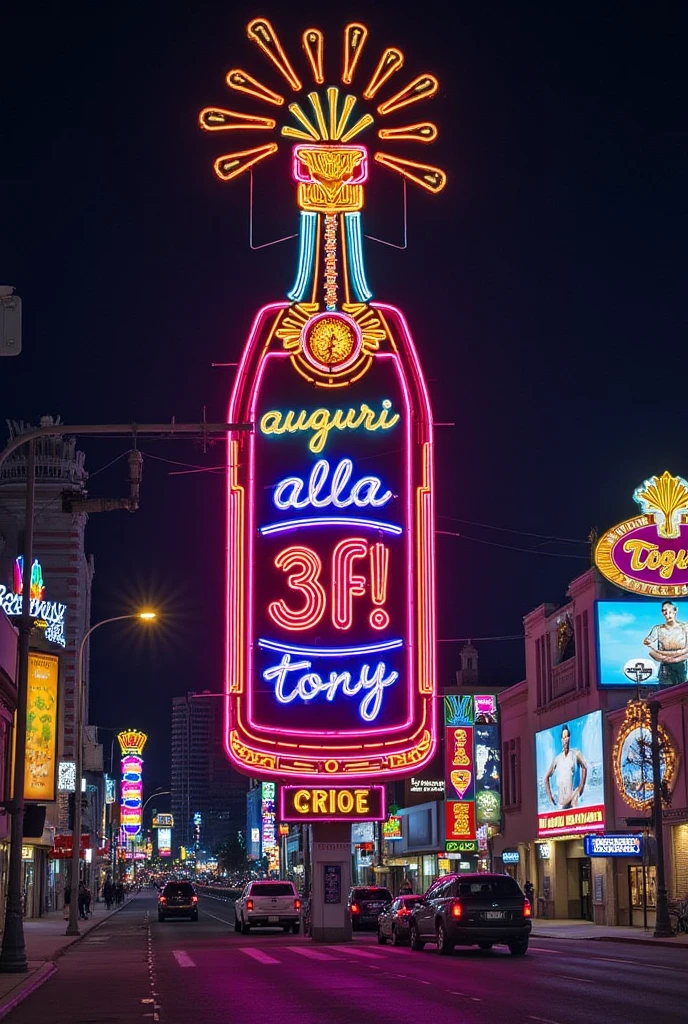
left=118, top=730, right=147, bottom=838
left=202, top=19, right=443, bottom=781
left=0, top=557, right=67, bottom=647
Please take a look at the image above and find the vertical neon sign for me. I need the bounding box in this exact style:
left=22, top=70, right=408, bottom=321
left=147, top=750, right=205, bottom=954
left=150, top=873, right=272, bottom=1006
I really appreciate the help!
left=118, top=730, right=147, bottom=838
left=201, top=19, right=444, bottom=781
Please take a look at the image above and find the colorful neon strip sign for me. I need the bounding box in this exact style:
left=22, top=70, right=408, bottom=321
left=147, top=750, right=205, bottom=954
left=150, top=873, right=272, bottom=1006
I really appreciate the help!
left=118, top=730, right=147, bottom=838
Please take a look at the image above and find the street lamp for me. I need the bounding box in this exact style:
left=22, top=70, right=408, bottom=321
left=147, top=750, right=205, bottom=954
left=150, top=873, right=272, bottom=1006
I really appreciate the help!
left=648, top=701, right=673, bottom=938
left=66, top=611, right=157, bottom=936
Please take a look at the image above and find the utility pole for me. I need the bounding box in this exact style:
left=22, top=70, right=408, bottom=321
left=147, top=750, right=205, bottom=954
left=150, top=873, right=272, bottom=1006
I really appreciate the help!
left=648, top=701, right=673, bottom=937
left=0, top=420, right=251, bottom=972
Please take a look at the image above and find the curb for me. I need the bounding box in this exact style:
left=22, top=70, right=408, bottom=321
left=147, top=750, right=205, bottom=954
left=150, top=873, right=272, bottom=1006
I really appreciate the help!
left=532, top=931, right=687, bottom=950
left=0, top=962, right=57, bottom=1021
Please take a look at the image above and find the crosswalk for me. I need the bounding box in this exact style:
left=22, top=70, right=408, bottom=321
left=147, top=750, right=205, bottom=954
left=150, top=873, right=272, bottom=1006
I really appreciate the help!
left=168, top=945, right=393, bottom=968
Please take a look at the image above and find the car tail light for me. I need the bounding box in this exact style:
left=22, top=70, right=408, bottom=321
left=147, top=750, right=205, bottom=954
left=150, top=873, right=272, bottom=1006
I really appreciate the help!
left=396, top=907, right=411, bottom=917
left=246, top=898, right=254, bottom=911
left=294, top=898, right=301, bottom=911
left=158, top=896, right=167, bottom=904
left=450, top=902, right=462, bottom=918
left=523, top=898, right=531, bottom=918
left=192, top=896, right=198, bottom=903
left=350, top=903, right=360, bottom=914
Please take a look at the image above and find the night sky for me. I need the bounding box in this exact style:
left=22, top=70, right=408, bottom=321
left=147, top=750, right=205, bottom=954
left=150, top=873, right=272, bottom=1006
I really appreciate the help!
left=1, top=2, right=685, bottom=790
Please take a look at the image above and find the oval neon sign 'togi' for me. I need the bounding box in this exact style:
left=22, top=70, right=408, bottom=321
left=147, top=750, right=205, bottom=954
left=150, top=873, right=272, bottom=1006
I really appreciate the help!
left=595, top=472, right=688, bottom=596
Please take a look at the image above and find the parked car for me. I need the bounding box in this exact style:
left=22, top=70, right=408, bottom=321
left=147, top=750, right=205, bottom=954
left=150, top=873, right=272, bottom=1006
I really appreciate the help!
left=158, top=880, right=199, bottom=922
left=234, top=880, right=301, bottom=934
left=377, top=895, right=424, bottom=945
left=409, top=873, right=531, bottom=955
left=347, top=886, right=393, bottom=931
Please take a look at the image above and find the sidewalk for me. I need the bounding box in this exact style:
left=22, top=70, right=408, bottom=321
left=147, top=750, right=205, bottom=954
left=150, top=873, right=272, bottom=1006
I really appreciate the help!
left=531, top=917, right=688, bottom=948
left=0, top=897, right=135, bottom=1020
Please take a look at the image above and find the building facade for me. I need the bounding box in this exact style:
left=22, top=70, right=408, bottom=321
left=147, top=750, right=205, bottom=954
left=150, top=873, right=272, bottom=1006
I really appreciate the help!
left=0, top=421, right=95, bottom=917
left=494, top=567, right=688, bottom=927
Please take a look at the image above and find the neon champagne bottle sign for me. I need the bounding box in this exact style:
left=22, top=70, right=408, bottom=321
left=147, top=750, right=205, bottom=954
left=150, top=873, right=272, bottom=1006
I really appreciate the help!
left=201, top=19, right=443, bottom=780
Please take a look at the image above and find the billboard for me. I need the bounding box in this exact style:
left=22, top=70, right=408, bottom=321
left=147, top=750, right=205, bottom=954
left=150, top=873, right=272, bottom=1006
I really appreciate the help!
left=444, top=694, right=502, bottom=847
left=157, top=828, right=172, bottom=857
left=210, top=18, right=443, bottom=782
left=596, top=599, right=688, bottom=689
left=595, top=471, right=688, bottom=597
left=25, top=652, right=59, bottom=802
left=535, top=710, right=605, bottom=837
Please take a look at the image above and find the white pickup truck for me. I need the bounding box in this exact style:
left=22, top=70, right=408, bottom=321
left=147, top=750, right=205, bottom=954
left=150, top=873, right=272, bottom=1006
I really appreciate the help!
left=234, top=880, right=302, bottom=934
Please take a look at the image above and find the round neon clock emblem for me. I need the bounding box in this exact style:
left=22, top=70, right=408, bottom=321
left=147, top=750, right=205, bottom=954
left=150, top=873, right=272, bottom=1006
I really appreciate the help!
left=302, top=312, right=361, bottom=373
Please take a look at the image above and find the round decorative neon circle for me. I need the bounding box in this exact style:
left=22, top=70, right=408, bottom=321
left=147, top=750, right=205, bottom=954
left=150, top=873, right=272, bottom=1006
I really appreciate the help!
left=613, top=703, right=678, bottom=810
left=302, top=312, right=361, bottom=374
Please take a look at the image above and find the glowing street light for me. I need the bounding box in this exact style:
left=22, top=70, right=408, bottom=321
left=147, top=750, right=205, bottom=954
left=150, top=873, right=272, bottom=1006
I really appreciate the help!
left=66, top=611, right=157, bottom=937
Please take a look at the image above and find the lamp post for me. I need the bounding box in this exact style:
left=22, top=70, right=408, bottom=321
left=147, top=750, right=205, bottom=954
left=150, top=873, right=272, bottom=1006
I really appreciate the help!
left=648, top=700, right=673, bottom=938
left=66, top=611, right=156, bottom=936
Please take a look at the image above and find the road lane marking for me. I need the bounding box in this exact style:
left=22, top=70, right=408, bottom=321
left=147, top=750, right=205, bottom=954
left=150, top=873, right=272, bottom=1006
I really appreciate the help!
left=241, top=948, right=280, bottom=964
left=331, top=947, right=385, bottom=959
left=287, top=946, right=339, bottom=960
left=200, top=908, right=235, bottom=925
left=529, top=1016, right=563, bottom=1024
left=558, top=975, right=590, bottom=982
left=173, top=950, right=195, bottom=968
left=529, top=946, right=564, bottom=954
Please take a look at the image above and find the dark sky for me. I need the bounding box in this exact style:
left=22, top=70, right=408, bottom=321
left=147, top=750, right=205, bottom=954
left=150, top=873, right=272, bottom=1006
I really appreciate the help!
left=1, top=1, right=686, bottom=790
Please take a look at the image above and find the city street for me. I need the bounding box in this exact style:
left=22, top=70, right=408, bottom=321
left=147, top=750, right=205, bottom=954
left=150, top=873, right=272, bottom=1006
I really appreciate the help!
left=6, top=891, right=687, bottom=1023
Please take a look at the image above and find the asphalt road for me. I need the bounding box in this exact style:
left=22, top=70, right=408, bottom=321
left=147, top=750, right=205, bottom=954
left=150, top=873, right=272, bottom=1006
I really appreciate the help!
left=7, top=891, right=688, bottom=1023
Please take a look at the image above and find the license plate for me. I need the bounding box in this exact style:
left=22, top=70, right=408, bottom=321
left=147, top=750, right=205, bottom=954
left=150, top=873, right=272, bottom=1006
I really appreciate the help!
left=485, top=911, right=504, bottom=920
left=268, top=916, right=279, bottom=923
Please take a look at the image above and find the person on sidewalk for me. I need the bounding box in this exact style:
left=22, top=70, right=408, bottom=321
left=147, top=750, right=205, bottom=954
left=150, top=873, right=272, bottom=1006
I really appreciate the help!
left=63, top=885, right=71, bottom=921
left=104, top=879, right=115, bottom=910
left=524, top=880, right=534, bottom=906
left=77, top=882, right=89, bottom=920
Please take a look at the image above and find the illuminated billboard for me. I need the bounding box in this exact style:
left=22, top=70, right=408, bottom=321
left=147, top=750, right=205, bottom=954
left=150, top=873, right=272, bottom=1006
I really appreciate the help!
left=118, top=730, right=147, bottom=838
left=444, top=694, right=502, bottom=848
left=157, top=828, right=172, bottom=857
left=596, top=599, right=688, bottom=689
left=25, top=652, right=59, bottom=802
left=595, top=471, right=688, bottom=597
left=203, top=19, right=444, bottom=782
left=535, top=711, right=605, bottom=838
left=1, top=557, right=67, bottom=647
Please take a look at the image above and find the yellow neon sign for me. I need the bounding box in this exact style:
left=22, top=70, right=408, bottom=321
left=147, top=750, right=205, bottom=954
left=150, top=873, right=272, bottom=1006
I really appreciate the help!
left=259, top=400, right=400, bottom=454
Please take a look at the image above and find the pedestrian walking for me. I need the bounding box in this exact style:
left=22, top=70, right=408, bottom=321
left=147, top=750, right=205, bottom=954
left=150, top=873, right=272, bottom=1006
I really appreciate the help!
left=78, top=881, right=89, bottom=919
left=104, top=879, right=115, bottom=910
left=116, top=881, right=124, bottom=906
left=524, top=880, right=534, bottom=906
left=63, top=885, right=72, bottom=920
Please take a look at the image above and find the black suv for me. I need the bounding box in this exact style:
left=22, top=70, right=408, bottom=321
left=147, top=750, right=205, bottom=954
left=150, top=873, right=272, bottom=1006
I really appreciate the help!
left=158, top=881, right=199, bottom=922
left=347, top=886, right=393, bottom=930
left=409, top=873, right=531, bottom=955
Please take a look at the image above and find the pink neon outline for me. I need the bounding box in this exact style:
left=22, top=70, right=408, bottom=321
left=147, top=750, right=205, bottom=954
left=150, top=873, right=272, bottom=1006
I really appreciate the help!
left=244, top=351, right=413, bottom=739
left=301, top=311, right=363, bottom=374
left=292, top=144, right=369, bottom=185
left=225, top=300, right=437, bottom=780
left=278, top=785, right=386, bottom=822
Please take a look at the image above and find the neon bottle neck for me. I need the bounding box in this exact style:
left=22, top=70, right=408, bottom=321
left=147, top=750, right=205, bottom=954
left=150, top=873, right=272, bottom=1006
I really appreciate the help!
left=287, top=210, right=373, bottom=309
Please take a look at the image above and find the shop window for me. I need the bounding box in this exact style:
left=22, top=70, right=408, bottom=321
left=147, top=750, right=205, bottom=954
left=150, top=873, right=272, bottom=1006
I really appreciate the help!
left=629, top=865, right=656, bottom=909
